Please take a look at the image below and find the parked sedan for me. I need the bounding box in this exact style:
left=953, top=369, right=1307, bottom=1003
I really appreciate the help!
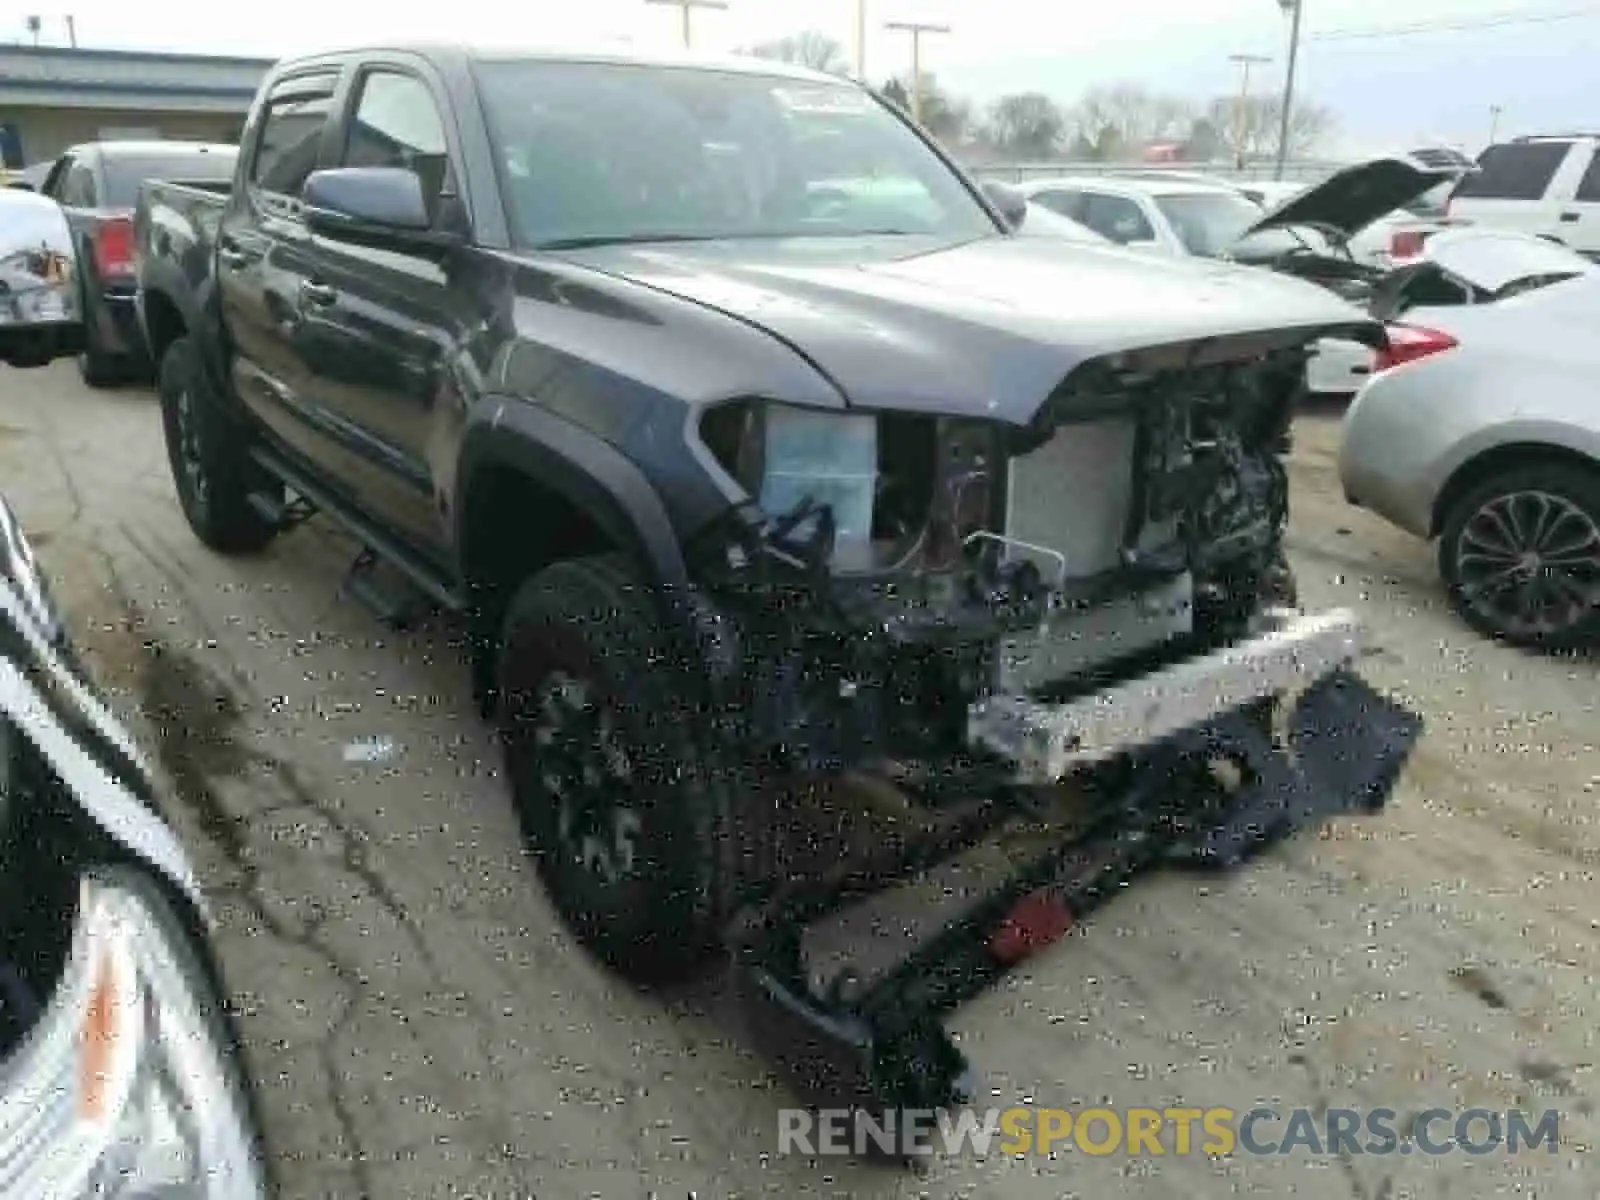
left=1340, top=232, right=1600, bottom=648
left=36, top=141, right=236, bottom=387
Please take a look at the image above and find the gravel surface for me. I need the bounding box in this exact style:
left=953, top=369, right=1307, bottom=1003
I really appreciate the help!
left=2, top=366, right=1595, bottom=1199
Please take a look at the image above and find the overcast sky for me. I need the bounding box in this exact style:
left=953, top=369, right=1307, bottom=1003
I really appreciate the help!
left=13, top=0, right=1597, bottom=154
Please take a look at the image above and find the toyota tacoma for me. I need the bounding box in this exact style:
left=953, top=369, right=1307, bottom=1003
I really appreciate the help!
left=130, top=44, right=1422, bottom=1120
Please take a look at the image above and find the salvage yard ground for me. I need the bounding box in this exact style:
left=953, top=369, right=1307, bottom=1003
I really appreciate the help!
left=1, top=365, right=1597, bottom=1199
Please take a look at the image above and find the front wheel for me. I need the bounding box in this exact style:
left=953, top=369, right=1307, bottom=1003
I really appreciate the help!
left=157, top=336, right=281, bottom=555
left=496, top=553, right=732, bottom=983
left=1439, top=464, right=1600, bottom=650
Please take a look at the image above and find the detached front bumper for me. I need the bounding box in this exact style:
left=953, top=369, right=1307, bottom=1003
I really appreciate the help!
left=731, top=607, right=1421, bottom=1135
left=970, top=606, right=1363, bottom=782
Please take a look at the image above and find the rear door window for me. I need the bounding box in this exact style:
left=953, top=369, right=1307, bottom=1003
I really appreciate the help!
left=1574, top=148, right=1600, bottom=202
left=1453, top=141, right=1571, bottom=201
left=101, top=150, right=237, bottom=209
left=250, top=73, right=339, bottom=198
left=1080, top=192, right=1155, bottom=244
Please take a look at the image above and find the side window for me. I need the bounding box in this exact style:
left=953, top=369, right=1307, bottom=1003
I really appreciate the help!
left=1453, top=141, right=1570, bottom=202
left=1575, top=149, right=1600, bottom=202
left=250, top=74, right=338, bottom=198
left=1032, top=189, right=1085, bottom=221
left=342, top=71, right=453, bottom=224
left=40, top=156, right=68, bottom=200
left=1081, top=192, right=1155, bottom=243
left=60, top=161, right=97, bottom=208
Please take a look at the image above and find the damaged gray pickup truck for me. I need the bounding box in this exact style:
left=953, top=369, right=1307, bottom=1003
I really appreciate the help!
left=132, top=43, right=1422, bottom=1123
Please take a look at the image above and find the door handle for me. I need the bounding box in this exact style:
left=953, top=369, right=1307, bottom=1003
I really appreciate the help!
left=1560, top=211, right=1581, bottom=223
left=299, top=280, right=338, bottom=308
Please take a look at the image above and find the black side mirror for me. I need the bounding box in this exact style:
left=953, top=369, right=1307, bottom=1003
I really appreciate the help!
left=302, top=167, right=459, bottom=254
left=981, top=180, right=1029, bottom=230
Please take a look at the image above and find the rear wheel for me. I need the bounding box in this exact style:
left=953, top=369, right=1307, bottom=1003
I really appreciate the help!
left=1439, top=463, right=1600, bottom=650
left=157, top=336, right=280, bottom=555
left=496, top=553, right=732, bottom=983
left=76, top=344, right=125, bottom=389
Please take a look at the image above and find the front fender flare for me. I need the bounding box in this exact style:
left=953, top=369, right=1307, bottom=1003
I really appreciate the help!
left=455, top=396, right=689, bottom=592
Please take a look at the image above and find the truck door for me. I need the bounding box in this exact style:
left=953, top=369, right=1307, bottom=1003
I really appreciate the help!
left=1561, top=147, right=1600, bottom=257
left=290, top=63, right=473, bottom=564
left=216, top=70, right=341, bottom=471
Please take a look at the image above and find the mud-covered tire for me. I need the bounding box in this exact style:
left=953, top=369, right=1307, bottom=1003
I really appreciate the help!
left=158, top=336, right=280, bottom=555
left=496, top=553, right=732, bottom=982
left=1439, top=463, right=1600, bottom=651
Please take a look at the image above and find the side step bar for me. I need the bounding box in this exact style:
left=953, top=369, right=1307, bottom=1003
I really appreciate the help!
left=731, top=664, right=1422, bottom=1126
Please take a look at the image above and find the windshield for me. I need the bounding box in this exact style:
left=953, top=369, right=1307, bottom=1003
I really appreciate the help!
left=473, top=60, right=996, bottom=248
left=1152, top=191, right=1266, bottom=257
left=101, top=150, right=236, bottom=209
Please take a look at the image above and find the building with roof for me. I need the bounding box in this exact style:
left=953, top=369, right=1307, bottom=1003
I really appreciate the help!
left=0, top=45, right=273, bottom=168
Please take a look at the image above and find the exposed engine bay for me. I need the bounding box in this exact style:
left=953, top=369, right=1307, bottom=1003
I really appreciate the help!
left=689, top=349, right=1308, bottom=775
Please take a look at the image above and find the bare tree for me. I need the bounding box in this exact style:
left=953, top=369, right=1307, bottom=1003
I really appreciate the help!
left=987, top=93, right=1067, bottom=159
left=744, top=30, right=852, bottom=76
left=1208, top=93, right=1335, bottom=164
left=1070, top=84, right=1192, bottom=160
left=884, top=73, right=971, bottom=145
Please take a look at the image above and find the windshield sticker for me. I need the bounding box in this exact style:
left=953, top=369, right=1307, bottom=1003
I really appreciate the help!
left=771, top=86, right=874, bottom=117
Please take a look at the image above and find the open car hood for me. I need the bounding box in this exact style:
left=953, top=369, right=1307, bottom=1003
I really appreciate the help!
left=1237, top=156, right=1460, bottom=242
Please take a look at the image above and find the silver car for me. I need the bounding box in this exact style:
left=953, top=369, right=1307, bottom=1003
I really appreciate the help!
left=1339, top=229, right=1600, bottom=648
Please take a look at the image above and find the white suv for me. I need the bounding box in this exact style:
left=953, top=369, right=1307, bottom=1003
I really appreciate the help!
left=1448, top=135, right=1600, bottom=257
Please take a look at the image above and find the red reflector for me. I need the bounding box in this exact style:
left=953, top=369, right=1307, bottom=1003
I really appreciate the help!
left=1389, top=230, right=1425, bottom=259
left=93, top=216, right=135, bottom=278
left=1375, top=322, right=1458, bottom=372
left=988, top=890, right=1073, bottom=965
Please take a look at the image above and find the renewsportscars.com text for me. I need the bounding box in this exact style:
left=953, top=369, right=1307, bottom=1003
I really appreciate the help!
left=778, top=1106, right=1562, bottom=1159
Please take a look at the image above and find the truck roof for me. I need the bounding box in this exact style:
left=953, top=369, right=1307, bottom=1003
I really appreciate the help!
left=276, top=40, right=845, bottom=86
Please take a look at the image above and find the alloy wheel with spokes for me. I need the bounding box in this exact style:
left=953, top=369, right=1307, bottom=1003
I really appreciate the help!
left=531, top=670, right=644, bottom=889
left=1442, top=466, right=1600, bottom=649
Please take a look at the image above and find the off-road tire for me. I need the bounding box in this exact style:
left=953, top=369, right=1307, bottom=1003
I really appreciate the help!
left=76, top=344, right=125, bottom=389
left=158, top=336, right=280, bottom=555
left=1439, top=463, right=1600, bottom=651
left=496, top=553, right=733, bottom=983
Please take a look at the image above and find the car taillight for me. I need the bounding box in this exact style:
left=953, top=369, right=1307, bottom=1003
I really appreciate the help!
left=1375, top=322, right=1458, bottom=372
left=1389, top=230, right=1425, bottom=259
left=92, top=216, right=135, bottom=279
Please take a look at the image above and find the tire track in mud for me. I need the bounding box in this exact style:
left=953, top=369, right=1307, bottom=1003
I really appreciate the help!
left=92, top=525, right=529, bottom=1194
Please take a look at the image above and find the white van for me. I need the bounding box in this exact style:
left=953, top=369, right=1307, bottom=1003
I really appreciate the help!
left=1447, top=135, right=1600, bottom=257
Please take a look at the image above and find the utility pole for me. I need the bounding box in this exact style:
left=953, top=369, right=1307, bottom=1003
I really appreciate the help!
left=1487, top=104, right=1503, bottom=146
left=1227, top=53, right=1271, bottom=170
left=1273, top=0, right=1304, bottom=181
left=644, top=0, right=727, bottom=50
left=65, top=15, right=76, bottom=47
left=855, top=0, right=868, bottom=82
left=885, top=20, right=950, bottom=125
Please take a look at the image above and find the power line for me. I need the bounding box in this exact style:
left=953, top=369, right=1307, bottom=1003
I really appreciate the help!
left=1309, top=4, right=1600, bottom=42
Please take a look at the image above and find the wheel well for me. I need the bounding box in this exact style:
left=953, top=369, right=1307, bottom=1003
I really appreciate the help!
left=459, top=464, right=620, bottom=617
left=141, top=290, right=187, bottom=371
left=1431, top=443, right=1600, bottom=535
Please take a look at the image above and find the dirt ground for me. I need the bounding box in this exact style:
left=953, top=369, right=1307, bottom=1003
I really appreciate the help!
left=1, top=365, right=1596, bottom=1199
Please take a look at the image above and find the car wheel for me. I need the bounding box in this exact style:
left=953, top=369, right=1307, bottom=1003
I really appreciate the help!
left=497, top=553, right=732, bottom=983
left=76, top=344, right=124, bottom=389
left=1439, top=463, right=1600, bottom=650
left=157, top=336, right=281, bottom=555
